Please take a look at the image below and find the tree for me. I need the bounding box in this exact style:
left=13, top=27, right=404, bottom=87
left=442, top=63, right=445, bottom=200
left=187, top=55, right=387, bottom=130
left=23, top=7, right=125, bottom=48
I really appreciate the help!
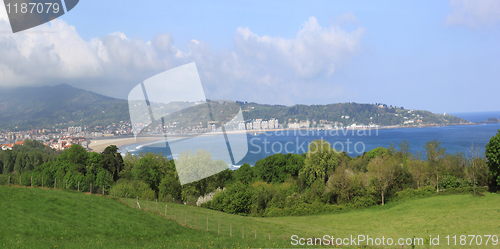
left=100, top=145, right=124, bottom=181
left=132, top=153, right=167, bottom=193
left=485, top=130, right=500, bottom=188
left=398, top=140, right=411, bottom=166
left=3, top=151, right=15, bottom=174
left=326, top=161, right=355, bottom=203
left=299, top=140, right=339, bottom=186
left=408, top=158, right=427, bottom=189
left=234, top=163, right=254, bottom=185
left=468, top=144, right=482, bottom=195
left=424, top=139, right=446, bottom=192
left=367, top=156, right=397, bottom=205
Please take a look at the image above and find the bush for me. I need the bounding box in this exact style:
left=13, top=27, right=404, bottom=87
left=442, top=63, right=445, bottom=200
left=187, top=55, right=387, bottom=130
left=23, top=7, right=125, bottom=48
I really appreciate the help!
left=111, top=179, right=155, bottom=199
left=392, top=186, right=487, bottom=203
left=441, top=186, right=487, bottom=195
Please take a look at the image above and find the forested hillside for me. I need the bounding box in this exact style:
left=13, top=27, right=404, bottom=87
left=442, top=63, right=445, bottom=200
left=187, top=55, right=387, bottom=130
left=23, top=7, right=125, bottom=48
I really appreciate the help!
left=240, top=102, right=468, bottom=127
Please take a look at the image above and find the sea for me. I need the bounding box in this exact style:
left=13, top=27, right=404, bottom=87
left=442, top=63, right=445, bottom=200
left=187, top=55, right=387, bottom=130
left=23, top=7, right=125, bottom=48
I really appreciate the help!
left=120, top=111, right=500, bottom=166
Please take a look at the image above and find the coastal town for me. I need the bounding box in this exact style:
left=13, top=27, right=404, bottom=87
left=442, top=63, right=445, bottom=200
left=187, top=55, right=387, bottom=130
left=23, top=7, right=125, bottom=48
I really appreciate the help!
left=0, top=117, right=360, bottom=151
left=0, top=107, right=455, bottom=152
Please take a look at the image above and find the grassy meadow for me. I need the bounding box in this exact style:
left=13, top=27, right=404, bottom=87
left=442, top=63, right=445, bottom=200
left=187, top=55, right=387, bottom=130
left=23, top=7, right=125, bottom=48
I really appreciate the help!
left=1, top=185, right=499, bottom=248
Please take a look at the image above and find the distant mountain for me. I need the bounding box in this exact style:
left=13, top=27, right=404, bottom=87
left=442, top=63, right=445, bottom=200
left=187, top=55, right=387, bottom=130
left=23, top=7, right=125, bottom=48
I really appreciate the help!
left=0, top=84, right=470, bottom=130
left=0, top=84, right=129, bottom=130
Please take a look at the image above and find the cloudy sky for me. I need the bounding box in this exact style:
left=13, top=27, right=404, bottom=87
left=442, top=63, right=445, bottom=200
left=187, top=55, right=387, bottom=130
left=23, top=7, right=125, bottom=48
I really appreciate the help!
left=0, top=0, right=499, bottom=113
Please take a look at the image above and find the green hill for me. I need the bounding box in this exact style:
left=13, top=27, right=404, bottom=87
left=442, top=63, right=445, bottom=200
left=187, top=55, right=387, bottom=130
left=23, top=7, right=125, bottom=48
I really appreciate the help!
left=0, top=84, right=129, bottom=130
left=0, top=187, right=289, bottom=248
left=123, top=192, right=500, bottom=248
left=2, top=186, right=497, bottom=248
left=240, top=102, right=469, bottom=127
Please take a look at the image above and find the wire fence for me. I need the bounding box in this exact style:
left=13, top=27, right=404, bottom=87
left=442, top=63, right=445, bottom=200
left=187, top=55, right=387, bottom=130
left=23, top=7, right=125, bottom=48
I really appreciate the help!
left=0, top=174, right=114, bottom=196
left=122, top=197, right=292, bottom=243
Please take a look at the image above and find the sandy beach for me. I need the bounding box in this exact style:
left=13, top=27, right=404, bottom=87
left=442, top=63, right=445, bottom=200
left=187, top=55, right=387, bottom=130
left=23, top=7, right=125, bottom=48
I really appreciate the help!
left=89, top=136, right=167, bottom=153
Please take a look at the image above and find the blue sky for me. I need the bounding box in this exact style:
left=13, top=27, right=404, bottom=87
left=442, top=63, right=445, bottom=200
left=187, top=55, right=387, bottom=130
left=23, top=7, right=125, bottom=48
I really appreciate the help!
left=0, top=0, right=499, bottom=113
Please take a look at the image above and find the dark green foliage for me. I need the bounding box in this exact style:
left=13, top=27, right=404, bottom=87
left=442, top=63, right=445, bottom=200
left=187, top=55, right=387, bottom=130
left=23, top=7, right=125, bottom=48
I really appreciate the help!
left=254, top=153, right=304, bottom=183
left=100, top=145, right=124, bottom=181
left=211, top=182, right=252, bottom=215
left=234, top=163, right=254, bottom=184
left=486, top=129, right=500, bottom=187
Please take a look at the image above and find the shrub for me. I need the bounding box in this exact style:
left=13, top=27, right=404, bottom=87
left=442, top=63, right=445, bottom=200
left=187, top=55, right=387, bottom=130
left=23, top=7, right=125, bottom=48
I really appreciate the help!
left=111, top=179, right=155, bottom=199
left=196, top=187, right=225, bottom=207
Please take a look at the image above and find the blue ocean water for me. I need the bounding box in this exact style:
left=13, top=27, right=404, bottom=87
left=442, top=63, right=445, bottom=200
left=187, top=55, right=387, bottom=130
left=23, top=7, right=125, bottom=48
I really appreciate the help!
left=122, top=112, right=500, bottom=165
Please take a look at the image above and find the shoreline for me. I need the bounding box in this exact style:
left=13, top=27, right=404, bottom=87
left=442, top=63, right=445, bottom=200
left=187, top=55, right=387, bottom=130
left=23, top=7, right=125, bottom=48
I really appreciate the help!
left=90, top=122, right=479, bottom=153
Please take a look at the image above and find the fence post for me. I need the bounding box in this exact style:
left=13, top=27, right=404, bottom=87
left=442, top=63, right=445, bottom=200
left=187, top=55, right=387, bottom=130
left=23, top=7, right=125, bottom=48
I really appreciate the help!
left=269, top=233, right=270, bottom=241
left=196, top=215, right=198, bottom=229
left=255, top=230, right=256, bottom=239
left=19, top=176, right=21, bottom=186
left=54, top=178, right=56, bottom=189
left=31, top=176, right=32, bottom=187
left=206, top=217, right=208, bottom=232
left=146, top=198, right=148, bottom=210
left=184, top=211, right=186, bottom=226
left=41, top=177, right=43, bottom=188
left=114, top=188, right=116, bottom=198
left=102, top=185, right=104, bottom=196
left=242, top=226, right=244, bottom=239
left=156, top=199, right=157, bottom=211
left=90, top=183, right=92, bottom=194
left=66, top=180, right=68, bottom=189
left=230, top=224, right=232, bottom=237
left=175, top=209, right=177, bottom=221
left=8, top=176, right=10, bottom=185
left=217, top=219, right=219, bottom=235
left=165, top=205, right=167, bottom=217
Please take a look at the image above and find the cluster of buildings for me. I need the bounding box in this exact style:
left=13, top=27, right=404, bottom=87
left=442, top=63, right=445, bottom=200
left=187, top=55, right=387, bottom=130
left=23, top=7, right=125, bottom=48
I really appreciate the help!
left=1, top=137, right=89, bottom=151
left=246, top=119, right=281, bottom=130
left=0, top=121, right=132, bottom=151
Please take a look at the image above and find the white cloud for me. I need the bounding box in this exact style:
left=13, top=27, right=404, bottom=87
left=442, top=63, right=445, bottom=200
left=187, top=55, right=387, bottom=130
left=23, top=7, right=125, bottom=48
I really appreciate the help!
left=337, top=11, right=359, bottom=25
left=0, top=0, right=7, bottom=22
left=446, top=0, right=500, bottom=28
left=0, top=13, right=365, bottom=105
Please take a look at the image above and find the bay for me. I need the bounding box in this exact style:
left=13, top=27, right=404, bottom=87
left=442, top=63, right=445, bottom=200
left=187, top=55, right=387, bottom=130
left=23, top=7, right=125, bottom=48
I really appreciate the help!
left=121, top=111, right=500, bottom=165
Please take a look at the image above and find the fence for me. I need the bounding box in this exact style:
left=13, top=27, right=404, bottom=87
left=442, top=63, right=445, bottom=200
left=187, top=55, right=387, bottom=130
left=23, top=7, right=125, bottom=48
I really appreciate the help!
left=122, top=197, right=292, bottom=243
left=0, top=174, right=115, bottom=197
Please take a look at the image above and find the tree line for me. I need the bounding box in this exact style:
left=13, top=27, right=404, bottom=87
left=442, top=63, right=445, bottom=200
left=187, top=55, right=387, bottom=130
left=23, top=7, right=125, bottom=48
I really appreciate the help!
left=2, top=129, right=500, bottom=217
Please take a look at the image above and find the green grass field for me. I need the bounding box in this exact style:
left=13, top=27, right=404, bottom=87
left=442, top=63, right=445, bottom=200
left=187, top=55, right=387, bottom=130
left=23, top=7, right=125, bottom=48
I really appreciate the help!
left=0, top=186, right=290, bottom=248
left=1, top=186, right=499, bottom=248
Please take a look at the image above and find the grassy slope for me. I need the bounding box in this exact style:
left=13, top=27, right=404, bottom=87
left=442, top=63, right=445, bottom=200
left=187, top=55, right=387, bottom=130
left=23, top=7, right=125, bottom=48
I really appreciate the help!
left=124, top=193, right=500, bottom=248
left=2, top=186, right=499, bottom=248
left=0, top=187, right=289, bottom=249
